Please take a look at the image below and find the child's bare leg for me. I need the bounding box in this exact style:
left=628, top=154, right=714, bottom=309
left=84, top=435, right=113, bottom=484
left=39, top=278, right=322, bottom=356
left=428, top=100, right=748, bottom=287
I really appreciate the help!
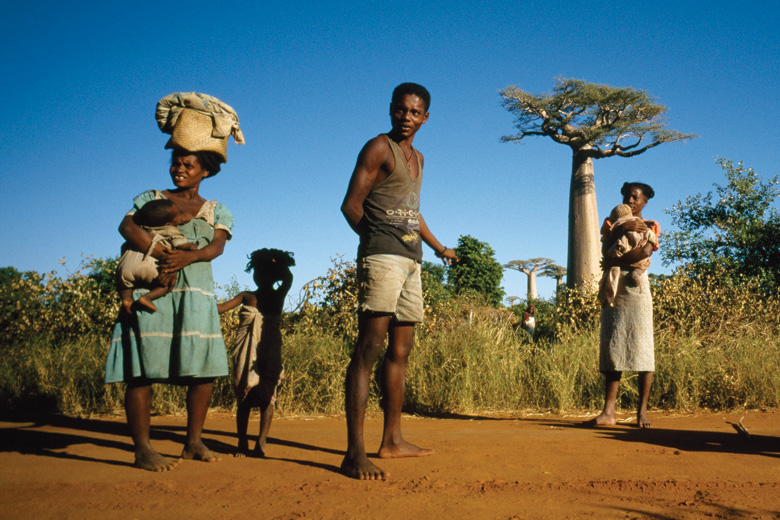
left=119, top=288, right=135, bottom=315
left=235, top=400, right=251, bottom=458
left=254, top=380, right=278, bottom=457
left=637, top=371, right=654, bottom=428
left=181, top=381, right=220, bottom=462
left=378, top=322, right=433, bottom=459
left=587, top=372, right=621, bottom=426
left=133, top=287, right=168, bottom=313
left=125, top=383, right=178, bottom=471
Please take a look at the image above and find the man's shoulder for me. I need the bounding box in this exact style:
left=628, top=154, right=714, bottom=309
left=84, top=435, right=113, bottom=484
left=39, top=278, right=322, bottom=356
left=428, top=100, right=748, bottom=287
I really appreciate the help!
left=364, top=133, right=390, bottom=149
left=357, top=134, right=393, bottom=167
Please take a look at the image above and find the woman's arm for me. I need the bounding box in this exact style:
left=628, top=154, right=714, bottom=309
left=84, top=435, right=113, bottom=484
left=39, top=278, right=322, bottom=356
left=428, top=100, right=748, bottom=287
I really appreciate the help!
left=119, top=215, right=168, bottom=257
left=602, top=219, right=649, bottom=249
left=157, top=229, right=229, bottom=274
left=603, top=242, right=653, bottom=268
left=120, top=214, right=178, bottom=291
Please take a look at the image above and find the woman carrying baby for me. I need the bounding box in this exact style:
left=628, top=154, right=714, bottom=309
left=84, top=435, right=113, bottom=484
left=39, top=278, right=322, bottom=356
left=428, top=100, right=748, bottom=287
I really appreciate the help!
left=589, top=182, right=660, bottom=429
left=105, top=93, right=244, bottom=471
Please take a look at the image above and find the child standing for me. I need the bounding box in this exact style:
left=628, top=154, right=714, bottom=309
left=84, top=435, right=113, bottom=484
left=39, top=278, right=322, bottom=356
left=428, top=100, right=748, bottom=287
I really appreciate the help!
left=217, top=249, right=295, bottom=457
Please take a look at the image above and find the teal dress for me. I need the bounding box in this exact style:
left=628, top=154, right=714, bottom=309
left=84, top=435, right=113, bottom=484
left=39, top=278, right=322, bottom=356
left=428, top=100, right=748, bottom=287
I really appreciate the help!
left=105, top=190, right=233, bottom=383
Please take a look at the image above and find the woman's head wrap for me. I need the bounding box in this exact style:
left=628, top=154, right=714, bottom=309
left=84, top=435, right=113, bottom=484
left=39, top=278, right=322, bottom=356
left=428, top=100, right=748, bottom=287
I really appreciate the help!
left=156, top=92, right=245, bottom=163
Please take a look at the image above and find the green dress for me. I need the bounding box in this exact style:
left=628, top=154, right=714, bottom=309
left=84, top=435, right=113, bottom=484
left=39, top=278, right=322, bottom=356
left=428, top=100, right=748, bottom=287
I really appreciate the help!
left=105, top=190, right=233, bottom=383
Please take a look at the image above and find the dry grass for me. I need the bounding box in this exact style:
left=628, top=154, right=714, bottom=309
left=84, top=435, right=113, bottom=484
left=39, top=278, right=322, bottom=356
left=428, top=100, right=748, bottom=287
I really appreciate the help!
left=1, top=260, right=778, bottom=417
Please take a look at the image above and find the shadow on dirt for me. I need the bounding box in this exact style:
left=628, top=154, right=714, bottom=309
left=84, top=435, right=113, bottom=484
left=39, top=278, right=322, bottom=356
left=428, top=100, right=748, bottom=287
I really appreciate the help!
left=538, top=417, right=780, bottom=459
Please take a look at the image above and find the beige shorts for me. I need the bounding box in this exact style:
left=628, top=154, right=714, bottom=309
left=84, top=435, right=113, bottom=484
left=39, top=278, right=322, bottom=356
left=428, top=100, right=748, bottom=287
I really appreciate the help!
left=357, top=254, right=424, bottom=323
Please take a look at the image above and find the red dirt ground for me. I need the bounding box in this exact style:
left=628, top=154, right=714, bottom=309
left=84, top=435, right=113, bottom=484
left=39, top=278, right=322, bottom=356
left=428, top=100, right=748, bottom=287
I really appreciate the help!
left=1, top=410, right=779, bottom=519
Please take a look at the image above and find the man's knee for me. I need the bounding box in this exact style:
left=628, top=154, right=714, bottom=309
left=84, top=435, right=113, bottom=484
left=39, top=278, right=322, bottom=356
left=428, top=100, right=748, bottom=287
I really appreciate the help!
left=353, top=332, right=388, bottom=367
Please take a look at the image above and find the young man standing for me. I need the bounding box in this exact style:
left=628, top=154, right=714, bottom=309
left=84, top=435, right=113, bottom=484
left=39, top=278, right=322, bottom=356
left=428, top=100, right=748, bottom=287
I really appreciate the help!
left=340, top=83, right=458, bottom=480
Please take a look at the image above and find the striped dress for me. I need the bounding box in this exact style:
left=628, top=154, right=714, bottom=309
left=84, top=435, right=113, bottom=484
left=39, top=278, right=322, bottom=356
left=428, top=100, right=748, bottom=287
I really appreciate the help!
left=105, top=190, right=233, bottom=383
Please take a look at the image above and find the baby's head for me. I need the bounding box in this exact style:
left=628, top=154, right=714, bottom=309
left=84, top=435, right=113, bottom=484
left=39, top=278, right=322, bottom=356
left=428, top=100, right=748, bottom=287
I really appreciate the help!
left=609, top=204, right=633, bottom=222
left=133, top=199, right=180, bottom=227
left=245, top=248, right=295, bottom=284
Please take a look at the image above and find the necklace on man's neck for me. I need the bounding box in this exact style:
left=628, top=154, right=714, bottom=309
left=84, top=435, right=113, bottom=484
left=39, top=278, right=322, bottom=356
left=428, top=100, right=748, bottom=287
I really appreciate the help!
left=401, top=145, right=414, bottom=171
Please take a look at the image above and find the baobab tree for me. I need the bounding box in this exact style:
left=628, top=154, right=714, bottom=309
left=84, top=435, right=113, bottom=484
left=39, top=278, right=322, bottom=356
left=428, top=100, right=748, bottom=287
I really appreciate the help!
left=540, top=263, right=567, bottom=290
left=504, top=257, right=555, bottom=301
left=501, top=78, right=695, bottom=289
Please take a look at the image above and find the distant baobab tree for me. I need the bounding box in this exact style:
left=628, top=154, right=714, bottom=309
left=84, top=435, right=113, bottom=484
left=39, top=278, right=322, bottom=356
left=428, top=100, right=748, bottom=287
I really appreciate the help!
left=505, top=295, right=521, bottom=306
left=501, top=78, right=695, bottom=289
left=504, top=257, right=555, bottom=301
left=540, top=264, right=567, bottom=290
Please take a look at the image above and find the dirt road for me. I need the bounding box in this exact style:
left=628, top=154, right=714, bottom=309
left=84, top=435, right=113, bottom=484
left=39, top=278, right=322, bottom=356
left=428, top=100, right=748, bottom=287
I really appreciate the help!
left=2, top=410, right=779, bottom=518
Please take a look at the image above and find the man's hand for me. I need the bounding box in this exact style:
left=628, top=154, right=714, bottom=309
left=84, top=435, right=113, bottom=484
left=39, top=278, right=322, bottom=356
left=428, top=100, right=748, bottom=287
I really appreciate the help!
left=436, top=247, right=459, bottom=266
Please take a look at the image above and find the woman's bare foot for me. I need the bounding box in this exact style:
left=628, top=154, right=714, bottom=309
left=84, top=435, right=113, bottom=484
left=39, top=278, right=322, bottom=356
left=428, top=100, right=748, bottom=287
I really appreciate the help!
left=340, top=453, right=388, bottom=480
left=181, top=440, right=220, bottom=462
left=378, top=439, right=433, bottom=459
left=134, top=447, right=178, bottom=472
left=132, top=296, right=157, bottom=313
left=638, top=412, right=652, bottom=428
left=584, top=411, right=617, bottom=427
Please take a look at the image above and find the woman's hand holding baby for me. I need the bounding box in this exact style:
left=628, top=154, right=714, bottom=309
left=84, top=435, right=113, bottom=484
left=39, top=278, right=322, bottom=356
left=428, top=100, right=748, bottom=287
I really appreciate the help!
left=158, top=249, right=199, bottom=274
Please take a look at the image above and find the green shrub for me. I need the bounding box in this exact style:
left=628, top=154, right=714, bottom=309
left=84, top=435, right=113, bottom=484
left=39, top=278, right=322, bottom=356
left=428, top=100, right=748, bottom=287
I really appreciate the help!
left=2, top=256, right=779, bottom=417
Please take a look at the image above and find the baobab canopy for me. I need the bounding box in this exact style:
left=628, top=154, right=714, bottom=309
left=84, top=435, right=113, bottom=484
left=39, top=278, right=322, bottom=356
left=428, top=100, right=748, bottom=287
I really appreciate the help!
left=500, top=78, right=695, bottom=157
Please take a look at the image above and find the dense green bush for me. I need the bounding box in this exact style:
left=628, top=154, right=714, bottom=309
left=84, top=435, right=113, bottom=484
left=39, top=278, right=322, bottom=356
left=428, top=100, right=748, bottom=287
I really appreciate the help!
left=1, top=255, right=778, bottom=417
left=662, top=158, right=780, bottom=291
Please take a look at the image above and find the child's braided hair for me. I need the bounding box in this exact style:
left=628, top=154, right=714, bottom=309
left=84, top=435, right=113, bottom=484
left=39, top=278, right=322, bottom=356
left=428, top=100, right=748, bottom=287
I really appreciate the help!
left=245, top=248, right=295, bottom=274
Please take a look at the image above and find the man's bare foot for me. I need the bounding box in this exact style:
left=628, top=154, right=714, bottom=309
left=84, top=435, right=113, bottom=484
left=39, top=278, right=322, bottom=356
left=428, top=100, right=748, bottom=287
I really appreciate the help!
left=252, top=443, right=266, bottom=458
left=340, top=453, right=388, bottom=480
left=378, top=439, right=433, bottom=459
left=638, top=412, right=652, bottom=428
left=181, top=440, right=220, bottom=462
left=132, top=297, right=157, bottom=313
left=134, top=447, right=178, bottom=472
left=584, top=411, right=617, bottom=427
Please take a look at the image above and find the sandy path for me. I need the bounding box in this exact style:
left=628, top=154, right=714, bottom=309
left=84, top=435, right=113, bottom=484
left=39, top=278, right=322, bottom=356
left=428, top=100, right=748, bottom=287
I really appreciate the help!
left=1, top=410, right=779, bottom=519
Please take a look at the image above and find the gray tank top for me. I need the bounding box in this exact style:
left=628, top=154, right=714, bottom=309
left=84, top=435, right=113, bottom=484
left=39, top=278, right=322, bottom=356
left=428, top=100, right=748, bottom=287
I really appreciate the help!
left=358, top=134, right=423, bottom=261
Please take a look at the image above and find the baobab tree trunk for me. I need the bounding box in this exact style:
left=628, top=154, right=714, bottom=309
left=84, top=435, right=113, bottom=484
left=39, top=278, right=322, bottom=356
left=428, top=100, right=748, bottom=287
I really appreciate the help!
left=525, top=269, right=537, bottom=300
left=567, top=150, right=601, bottom=291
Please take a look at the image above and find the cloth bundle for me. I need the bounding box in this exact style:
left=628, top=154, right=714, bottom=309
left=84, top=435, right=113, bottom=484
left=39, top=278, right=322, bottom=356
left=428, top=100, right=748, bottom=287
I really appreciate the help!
left=156, top=92, right=245, bottom=162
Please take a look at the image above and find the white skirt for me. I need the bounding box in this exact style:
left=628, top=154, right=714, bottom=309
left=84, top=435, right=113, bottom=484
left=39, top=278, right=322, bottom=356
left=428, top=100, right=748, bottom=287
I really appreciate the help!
left=599, top=269, right=655, bottom=372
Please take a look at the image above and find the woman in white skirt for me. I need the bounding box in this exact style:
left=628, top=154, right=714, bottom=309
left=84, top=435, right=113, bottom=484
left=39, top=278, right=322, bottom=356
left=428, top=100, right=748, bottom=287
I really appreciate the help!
left=590, top=182, right=660, bottom=428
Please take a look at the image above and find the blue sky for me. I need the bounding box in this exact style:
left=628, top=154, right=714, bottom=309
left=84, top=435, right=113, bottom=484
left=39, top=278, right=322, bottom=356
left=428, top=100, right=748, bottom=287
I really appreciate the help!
left=1, top=1, right=778, bottom=305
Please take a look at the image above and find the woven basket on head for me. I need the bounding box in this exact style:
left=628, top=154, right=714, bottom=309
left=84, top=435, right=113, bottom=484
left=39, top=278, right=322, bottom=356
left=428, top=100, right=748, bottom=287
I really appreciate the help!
left=165, top=109, right=229, bottom=162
